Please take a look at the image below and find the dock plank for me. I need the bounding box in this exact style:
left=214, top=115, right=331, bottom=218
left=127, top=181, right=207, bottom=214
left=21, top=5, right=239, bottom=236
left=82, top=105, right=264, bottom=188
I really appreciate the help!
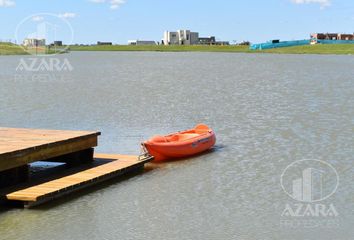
left=0, top=128, right=101, bottom=171
left=5, top=153, right=153, bottom=207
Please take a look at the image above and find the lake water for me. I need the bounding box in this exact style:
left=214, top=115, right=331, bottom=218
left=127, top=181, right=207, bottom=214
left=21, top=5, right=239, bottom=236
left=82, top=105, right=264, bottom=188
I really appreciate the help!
left=0, top=52, right=353, bottom=240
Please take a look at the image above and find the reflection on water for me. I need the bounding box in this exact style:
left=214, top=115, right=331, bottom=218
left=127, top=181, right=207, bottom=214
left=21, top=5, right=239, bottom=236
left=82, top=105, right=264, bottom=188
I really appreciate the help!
left=0, top=52, right=353, bottom=240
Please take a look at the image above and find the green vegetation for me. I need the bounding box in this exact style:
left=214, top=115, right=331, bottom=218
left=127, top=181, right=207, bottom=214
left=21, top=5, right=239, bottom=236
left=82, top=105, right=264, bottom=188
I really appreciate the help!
left=0, top=42, right=28, bottom=55
left=69, top=44, right=251, bottom=53
left=1, top=42, right=354, bottom=55
left=25, top=46, right=67, bottom=55
left=69, top=44, right=354, bottom=55
left=0, top=43, right=67, bottom=55
left=261, top=44, right=354, bottom=55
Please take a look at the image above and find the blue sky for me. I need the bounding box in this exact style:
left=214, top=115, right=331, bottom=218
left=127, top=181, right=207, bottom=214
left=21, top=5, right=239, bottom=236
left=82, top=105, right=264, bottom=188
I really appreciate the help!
left=0, top=0, right=353, bottom=44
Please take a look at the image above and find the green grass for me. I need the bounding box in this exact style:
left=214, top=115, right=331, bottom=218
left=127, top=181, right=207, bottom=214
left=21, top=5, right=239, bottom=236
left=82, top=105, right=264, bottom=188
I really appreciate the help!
left=69, top=44, right=251, bottom=53
left=0, top=43, right=66, bottom=55
left=24, top=47, right=66, bottom=55
left=261, top=44, right=354, bottom=55
left=2, top=42, right=354, bottom=55
left=69, top=44, right=354, bottom=55
left=0, top=43, right=28, bottom=55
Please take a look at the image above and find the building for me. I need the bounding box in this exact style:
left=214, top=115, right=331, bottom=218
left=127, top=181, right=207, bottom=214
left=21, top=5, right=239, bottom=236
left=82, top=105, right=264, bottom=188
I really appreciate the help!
left=215, top=41, right=230, bottom=46
left=198, top=36, right=216, bottom=45
left=49, top=41, right=63, bottom=47
left=23, top=38, right=46, bottom=47
left=163, top=30, right=199, bottom=45
left=97, top=41, right=112, bottom=45
left=311, top=33, right=338, bottom=40
left=311, top=33, right=354, bottom=41
left=163, top=31, right=178, bottom=45
left=53, top=41, right=63, bottom=46
left=337, top=33, right=354, bottom=41
left=163, top=30, right=229, bottom=45
left=198, top=37, right=229, bottom=45
left=128, top=40, right=157, bottom=45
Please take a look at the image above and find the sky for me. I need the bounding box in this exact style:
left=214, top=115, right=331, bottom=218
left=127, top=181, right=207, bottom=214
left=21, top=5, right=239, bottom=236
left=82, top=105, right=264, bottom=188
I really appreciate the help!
left=0, top=0, right=353, bottom=44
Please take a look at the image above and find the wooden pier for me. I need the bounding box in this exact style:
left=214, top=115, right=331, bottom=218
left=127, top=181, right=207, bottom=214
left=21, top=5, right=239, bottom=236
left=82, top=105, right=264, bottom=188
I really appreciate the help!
left=5, top=153, right=152, bottom=208
left=0, top=127, right=152, bottom=207
left=0, top=127, right=100, bottom=169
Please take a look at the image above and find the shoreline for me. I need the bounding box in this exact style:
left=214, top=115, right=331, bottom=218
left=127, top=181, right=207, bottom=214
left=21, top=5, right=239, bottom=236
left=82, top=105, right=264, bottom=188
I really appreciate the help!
left=1, top=43, right=354, bottom=55
left=0, top=43, right=28, bottom=55
left=0, top=43, right=64, bottom=56
left=69, top=44, right=354, bottom=55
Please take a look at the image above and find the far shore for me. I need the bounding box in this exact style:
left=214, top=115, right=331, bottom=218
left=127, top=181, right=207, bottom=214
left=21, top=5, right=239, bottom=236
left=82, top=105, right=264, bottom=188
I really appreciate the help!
left=69, top=44, right=354, bottom=55
left=0, top=43, right=28, bottom=55
left=1, top=43, right=354, bottom=55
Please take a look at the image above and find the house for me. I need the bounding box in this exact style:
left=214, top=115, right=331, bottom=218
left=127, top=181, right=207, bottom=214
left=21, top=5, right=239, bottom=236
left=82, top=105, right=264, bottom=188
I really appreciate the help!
left=128, top=40, right=157, bottom=45
left=337, top=33, right=354, bottom=41
left=52, top=41, right=63, bottom=46
left=311, top=33, right=338, bottom=40
left=311, top=33, right=354, bottom=41
left=163, top=30, right=229, bottom=46
left=97, top=41, right=112, bottom=45
left=215, top=41, right=230, bottom=46
left=163, top=30, right=199, bottom=45
left=198, top=36, right=216, bottom=45
left=23, top=38, right=46, bottom=47
left=198, top=37, right=229, bottom=45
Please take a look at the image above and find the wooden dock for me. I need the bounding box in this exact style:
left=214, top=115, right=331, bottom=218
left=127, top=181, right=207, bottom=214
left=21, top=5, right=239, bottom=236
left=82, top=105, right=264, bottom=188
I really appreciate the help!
left=5, top=153, right=152, bottom=208
left=0, top=127, right=100, bottom=171
left=0, top=127, right=153, bottom=207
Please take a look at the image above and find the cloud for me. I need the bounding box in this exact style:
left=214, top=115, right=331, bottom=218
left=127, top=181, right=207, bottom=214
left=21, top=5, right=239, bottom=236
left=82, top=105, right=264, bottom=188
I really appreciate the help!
left=110, top=0, right=125, bottom=9
left=0, top=0, right=15, bottom=7
left=291, top=0, right=331, bottom=8
left=89, top=0, right=125, bottom=10
left=58, top=12, right=77, bottom=19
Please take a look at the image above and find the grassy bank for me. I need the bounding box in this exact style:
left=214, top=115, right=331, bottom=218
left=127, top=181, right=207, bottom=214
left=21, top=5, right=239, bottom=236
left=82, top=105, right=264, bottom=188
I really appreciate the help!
left=69, top=44, right=251, bottom=53
left=262, top=44, right=354, bottom=55
left=2, top=43, right=354, bottom=55
left=0, top=43, right=67, bottom=55
left=69, top=44, right=354, bottom=55
left=0, top=43, right=28, bottom=55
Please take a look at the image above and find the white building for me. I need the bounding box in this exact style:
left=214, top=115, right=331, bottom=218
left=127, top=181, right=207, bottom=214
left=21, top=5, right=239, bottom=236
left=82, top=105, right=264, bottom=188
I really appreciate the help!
left=163, top=30, right=199, bottom=45
left=128, top=40, right=157, bottom=45
left=23, top=38, right=46, bottom=47
left=163, top=31, right=179, bottom=45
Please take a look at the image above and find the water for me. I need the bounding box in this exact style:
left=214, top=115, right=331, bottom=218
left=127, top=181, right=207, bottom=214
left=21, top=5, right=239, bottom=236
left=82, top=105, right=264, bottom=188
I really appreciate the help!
left=0, top=52, right=353, bottom=240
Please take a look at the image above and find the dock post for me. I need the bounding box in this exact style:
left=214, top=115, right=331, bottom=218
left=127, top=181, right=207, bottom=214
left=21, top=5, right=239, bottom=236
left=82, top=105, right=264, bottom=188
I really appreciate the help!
left=0, top=165, right=29, bottom=188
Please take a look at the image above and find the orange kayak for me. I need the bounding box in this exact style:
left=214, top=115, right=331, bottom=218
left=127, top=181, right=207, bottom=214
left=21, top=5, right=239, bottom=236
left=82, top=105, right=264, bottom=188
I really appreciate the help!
left=143, top=124, right=216, bottom=162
